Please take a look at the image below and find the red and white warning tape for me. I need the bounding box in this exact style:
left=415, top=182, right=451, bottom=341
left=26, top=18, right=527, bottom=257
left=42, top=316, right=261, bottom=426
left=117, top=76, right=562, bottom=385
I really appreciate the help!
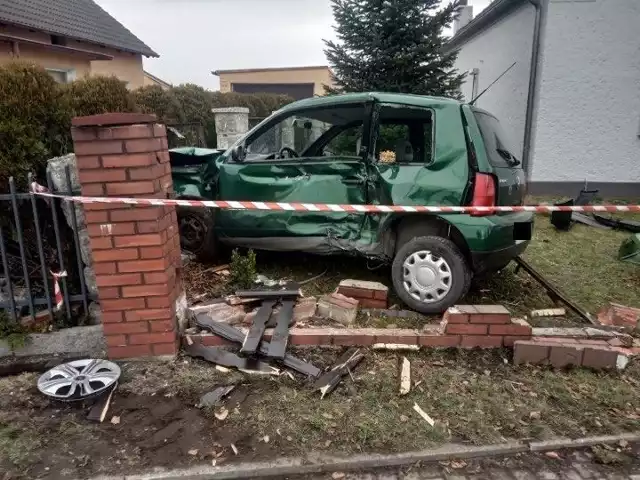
left=51, top=270, right=67, bottom=311
left=30, top=183, right=640, bottom=215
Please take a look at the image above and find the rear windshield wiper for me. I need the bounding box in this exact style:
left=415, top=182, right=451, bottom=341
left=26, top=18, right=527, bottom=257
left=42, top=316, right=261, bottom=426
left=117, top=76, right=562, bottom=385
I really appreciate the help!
left=496, top=148, right=521, bottom=166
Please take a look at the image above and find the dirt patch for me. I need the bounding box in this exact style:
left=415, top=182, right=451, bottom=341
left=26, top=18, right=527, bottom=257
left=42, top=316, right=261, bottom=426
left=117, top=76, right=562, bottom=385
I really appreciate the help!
left=1, top=349, right=639, bottom=479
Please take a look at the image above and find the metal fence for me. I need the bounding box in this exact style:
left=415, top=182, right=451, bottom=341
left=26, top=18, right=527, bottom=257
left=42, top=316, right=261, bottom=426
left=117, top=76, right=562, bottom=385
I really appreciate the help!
left=0, top=167, right=91, bottom=324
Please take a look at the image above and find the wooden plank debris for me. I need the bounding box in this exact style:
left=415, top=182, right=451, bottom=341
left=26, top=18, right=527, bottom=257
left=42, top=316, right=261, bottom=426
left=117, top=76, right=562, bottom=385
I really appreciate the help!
left=267, top=300, right=294, bottom=359
left=235, top=284, right=301, bottom=299
left=225, top=296, right=262, bottom=306
left=195, top=314, right=321, bottom=377
left=531, top=308, right=566, bottom=318
left=184, top=343, right=280, bottom=375
left=314, top=348, right=364, bottom=399
left=240, top=300, right=276, bottom=356
left=372, top=343, right=420, bottom=351
left=399, top=357, right=411, bottom=396
left=87, top=383, right=117, bottom=423
left=413, top=403, right=435, bottom=427
left=197, top=385, right=236, bottom=408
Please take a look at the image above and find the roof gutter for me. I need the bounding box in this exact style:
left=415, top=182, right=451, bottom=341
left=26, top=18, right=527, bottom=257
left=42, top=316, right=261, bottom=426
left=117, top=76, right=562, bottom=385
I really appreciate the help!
left=522, top=0, right=547, bottom=177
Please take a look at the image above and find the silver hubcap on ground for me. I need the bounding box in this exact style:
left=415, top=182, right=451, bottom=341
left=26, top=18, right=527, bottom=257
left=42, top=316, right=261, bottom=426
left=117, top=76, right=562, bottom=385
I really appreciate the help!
left=37, top=359, right=121, bottom=401
left=402, top=250, right=452, bottom=303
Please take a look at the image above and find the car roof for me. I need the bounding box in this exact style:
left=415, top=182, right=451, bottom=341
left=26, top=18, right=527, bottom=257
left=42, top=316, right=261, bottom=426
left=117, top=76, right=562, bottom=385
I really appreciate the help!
left=277, top=92, right=463, bottom=113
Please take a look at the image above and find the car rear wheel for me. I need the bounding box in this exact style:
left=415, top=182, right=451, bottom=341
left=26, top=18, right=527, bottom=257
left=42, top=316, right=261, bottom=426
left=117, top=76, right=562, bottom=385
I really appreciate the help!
left=177, top=207, right=217, bottom=263
left=391, top=236, right=471, bottom=314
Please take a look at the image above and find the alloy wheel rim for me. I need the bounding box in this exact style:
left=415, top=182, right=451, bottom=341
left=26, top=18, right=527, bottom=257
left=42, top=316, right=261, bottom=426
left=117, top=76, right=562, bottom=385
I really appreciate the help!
left=37, top=359, right=121, bottom=401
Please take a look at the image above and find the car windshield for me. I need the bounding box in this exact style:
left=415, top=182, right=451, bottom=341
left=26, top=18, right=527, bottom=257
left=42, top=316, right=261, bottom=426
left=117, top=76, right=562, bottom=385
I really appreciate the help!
left=473, top=109, right=521, bottom=169
left=244, top=105, right=365, bottom=161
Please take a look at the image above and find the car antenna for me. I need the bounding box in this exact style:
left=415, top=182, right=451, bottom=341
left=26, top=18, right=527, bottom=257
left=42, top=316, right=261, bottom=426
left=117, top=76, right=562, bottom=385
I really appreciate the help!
left=469, top=61, right=517, bottom=105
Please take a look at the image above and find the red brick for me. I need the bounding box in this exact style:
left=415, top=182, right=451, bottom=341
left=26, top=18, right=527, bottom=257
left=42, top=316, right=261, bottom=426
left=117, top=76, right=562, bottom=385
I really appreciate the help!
left=136, top=217, right=171, bottom=234
left=103, top=322, right=148, bottom=334
left=359, top=298, right=388, bottom=309
left=489, top=319, right=532, bottom=336
left=96, top=273, right=142, bottom=287
left=128, top=164, right=163, bottom=181
left=157, top=150, right=170, bottom=163
left=79, top=168, right=126, bottom=184
left=85, top=211, right=109, bottom=224
left=470, top=314, right=511, bottom=325
left=74, top=140, right=123, bottom=156
left=89, top=237, right=113, bottom=250
left=446, top=324, right=487, bottom=335
left=549, top=345, right=584, bottom=368
left=513, top=341, right=549, bottom=365
left=337, top=286, right=374, bottom=299
left=122, top=284, right=171, bottom=297
left=143, top=269, right=174, bottom=284
left=105, top=335, right=127, bottom=347
left=473, top=305, right=511, bottom=324
left=375, top=330, right=418, bottom=345
left=101, top=298, right=146, bottom=311
left=84, top=203, right=116, bottom=211
left=373, top=289, right=388, bottom=301
left=530, top=336, right=576, bottom=344
left=582, top=346, right=618, bottom=370
left=146, top=296, right=174, bottom=308
left=110, top=207, right=162, bottom=222
left=125, top=308, right=174, bottom=322
left=93, top=262, right=117, bottom=275
left=102, top=153, right=155, bottom=168
left=108, top=344, right=152, bottom=359
left=418, top=334, right=460, bottom=347
left=76, top=155, right=101, bottom=169
left=461, top=335, right=503, bottom=348
left=199, top=335, right=235, bottom=347
left=101, top=311, right=124, bottom=323
left=150, top=320, right=176, bottom=332
left=153, top=124, right=167, bottom=137
left=575, top=339, right=611, bottom=346
left=443, top=306, right=470, bottom=324
left=81, top=184, right=105, bottom=196
left=152, top=342, right=178, bottom=356
left=98, top=287, right=120, bottom=300
left=503, top=336, right=532, bottom=347
left=118, top=259, right=168, bottom=272
left=114, top=234, right=163, bottom=248
left=597, top=302, right=640, bottom=328
left=88, top=223, right=136, bottom=237
left=289, top=330, right=327, bottom=345
left=94, top=248, right=139, bottom=263
left=109, top=124, right=154, bottom=139
left=71, top=128, right=97, bottom=142
left=72, top=112, right=156, bottom=127
left=106, top=181, right=156, bottom=196
left=125, top=138, right=163, bottom=153
left=139, top=246, right=168, bottom=259
left=129, top=332, right=175, bottom=345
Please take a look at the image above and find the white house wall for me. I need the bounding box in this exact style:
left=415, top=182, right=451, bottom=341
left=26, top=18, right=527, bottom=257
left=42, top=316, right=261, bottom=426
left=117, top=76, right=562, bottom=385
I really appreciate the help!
left=453, top=2, right=537, bottom=162
left=531, top=0, right=640, bottom=185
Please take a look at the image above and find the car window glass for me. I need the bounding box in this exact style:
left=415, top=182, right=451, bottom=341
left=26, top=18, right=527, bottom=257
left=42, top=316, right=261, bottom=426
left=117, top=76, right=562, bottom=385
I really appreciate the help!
left=375, top=105, right=433, bottom=164
left=323, top=125, right=363, bottom=157
left=473, top=110, right=521, bottom=169
left=245, top=105, right=365, bottom=162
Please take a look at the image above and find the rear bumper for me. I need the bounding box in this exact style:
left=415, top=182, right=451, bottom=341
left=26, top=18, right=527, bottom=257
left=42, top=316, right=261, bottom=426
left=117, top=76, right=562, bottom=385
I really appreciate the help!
left=471, top=240, right=529, bottom=274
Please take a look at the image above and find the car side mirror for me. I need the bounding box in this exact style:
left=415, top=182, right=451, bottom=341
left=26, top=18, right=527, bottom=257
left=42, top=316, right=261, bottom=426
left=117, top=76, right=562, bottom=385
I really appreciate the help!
left=231, top=144, right=246, bottom=163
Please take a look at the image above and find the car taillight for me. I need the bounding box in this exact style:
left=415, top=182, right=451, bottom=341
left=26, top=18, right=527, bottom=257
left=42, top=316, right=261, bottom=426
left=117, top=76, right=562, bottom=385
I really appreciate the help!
left=471, top=173, right=496, bottom=216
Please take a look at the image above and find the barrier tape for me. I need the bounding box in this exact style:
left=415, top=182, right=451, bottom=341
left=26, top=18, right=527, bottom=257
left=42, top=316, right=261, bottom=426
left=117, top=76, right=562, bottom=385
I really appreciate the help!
left=51, top=270, right=67, bottom=311
left=30, top=183, right=640, bottom=215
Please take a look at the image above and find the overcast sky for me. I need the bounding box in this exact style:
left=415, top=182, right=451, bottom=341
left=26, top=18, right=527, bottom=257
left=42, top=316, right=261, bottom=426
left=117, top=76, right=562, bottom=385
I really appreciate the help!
left=95, top=0, right=491, bottom=90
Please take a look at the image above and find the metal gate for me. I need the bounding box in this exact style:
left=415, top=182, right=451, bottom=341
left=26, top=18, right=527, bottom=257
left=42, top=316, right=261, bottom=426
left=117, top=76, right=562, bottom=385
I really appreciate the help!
left=0, top=168, right=92, bottom=325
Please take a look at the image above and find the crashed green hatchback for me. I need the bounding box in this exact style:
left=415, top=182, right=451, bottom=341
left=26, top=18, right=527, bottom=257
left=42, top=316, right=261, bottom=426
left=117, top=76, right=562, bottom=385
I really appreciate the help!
left=171, top=92, right=533, bottom=313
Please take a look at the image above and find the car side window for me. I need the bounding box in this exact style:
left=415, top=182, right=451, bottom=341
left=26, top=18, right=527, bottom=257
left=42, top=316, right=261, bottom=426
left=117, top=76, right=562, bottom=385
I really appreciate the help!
left=374, top=105, right=433, bottom=164
left=244, top=105, right=366, bottom=162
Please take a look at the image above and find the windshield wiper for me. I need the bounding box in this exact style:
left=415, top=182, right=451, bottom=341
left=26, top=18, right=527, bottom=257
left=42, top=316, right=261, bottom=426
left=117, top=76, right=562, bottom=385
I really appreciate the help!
left=496, top=148, right=521, bottom=166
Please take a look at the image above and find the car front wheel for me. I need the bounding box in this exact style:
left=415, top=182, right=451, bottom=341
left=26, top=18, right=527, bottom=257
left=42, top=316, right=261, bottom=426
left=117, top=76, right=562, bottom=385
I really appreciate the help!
left=391, top=236, right=471, bottom=314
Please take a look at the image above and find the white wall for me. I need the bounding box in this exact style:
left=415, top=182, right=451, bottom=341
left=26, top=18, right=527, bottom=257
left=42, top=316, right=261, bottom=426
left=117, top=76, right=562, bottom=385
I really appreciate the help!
left=532, top=0, right=640, bottom=183
left=453, top=2, right=537, bottom=161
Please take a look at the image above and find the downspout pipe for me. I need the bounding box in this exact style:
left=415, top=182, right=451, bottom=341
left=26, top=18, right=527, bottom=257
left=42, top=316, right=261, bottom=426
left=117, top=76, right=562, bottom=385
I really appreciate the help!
left=522, top=0, right=548, bottom=178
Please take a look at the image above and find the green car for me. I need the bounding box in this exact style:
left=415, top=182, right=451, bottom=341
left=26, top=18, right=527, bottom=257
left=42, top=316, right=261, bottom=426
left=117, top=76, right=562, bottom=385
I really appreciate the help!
left=171, top=92, right=532, bottom=313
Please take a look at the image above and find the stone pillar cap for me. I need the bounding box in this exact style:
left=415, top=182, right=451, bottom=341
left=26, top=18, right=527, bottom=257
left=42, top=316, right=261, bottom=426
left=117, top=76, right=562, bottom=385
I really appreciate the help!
left=211, top=107, right=250, bottom=114
left=72, top=112, right=157, bottom=128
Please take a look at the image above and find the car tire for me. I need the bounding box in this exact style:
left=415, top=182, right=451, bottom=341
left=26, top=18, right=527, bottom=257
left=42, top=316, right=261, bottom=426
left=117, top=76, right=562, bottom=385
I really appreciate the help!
left=391, top=236, right=471, bottom=314
left=177, top=206, right=217, bottom=263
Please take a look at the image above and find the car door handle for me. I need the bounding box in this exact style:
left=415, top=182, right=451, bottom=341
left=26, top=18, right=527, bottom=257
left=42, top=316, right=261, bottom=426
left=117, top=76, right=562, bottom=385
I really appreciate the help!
left=341, top=177, right=365, bottom=185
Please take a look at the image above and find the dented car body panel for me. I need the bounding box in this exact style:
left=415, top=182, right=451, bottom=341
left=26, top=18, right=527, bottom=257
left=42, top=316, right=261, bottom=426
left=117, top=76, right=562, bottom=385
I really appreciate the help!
left=170, top=92, right=533, bottom=267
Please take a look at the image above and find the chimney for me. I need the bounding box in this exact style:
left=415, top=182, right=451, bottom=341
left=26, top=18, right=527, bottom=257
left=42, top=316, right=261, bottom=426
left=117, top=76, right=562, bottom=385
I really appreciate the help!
left=453, top=0, right=474, bottom=35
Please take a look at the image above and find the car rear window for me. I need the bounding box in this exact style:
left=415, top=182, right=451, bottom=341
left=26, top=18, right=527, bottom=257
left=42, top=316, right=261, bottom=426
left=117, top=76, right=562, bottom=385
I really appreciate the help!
left=473, top=110, right=522, bottom=169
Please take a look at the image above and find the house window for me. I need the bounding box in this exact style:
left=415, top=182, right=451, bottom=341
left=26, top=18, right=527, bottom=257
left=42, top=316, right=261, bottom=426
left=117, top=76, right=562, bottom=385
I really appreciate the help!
left=46, top=68, right=76, bottom=84
left=51, top=35, right=67, bottom=46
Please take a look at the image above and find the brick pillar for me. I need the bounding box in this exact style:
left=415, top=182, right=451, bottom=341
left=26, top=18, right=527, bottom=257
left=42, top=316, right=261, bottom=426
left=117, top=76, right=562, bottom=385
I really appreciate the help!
left=71, top=112, right=182, bottom=359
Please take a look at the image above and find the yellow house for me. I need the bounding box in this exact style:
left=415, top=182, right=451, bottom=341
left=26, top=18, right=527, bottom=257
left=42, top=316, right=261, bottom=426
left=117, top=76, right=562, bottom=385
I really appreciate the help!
left=212, top=66, right=334, bottom=100
left=143, top=70, right=172, bottom=90
left=0, top=0, right=158, bottom=89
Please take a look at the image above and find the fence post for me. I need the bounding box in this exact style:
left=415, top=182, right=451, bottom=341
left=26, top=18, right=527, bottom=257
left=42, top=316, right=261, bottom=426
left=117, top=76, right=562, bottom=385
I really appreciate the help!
left=71, top=112, right=183, bottom=359
left=211, top=107, right=249, bottom=150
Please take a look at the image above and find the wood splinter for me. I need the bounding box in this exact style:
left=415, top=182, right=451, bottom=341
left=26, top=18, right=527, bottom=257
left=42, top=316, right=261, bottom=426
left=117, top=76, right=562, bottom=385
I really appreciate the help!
left=399, top=357, right=411, bottom=396
left=314, top=348, right=364, bottom=399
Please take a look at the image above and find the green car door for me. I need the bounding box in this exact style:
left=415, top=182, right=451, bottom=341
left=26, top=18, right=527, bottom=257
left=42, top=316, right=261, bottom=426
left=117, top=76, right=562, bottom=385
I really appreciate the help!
left=215, top=102, right=373, bottom=252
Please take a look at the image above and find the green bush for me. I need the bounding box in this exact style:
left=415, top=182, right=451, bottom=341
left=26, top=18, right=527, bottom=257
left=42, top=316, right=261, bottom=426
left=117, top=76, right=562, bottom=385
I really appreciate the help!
left=229, top=248, right=257, bottom=288
left=132, top=85, right=184, bottom=124
left=62, top=75, right=136, bottom=117
left=0, top=62, right=71, bottom=188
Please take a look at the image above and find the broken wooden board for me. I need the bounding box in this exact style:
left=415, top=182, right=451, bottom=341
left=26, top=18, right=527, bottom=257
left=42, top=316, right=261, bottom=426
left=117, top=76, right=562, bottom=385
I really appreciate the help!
left=235, top=283, right=301, bottom=299
left=87, top=383, right=117, bottom=423
left=184, top=343, right=280, bottom=375
left=314, top=348, right=364, bottom=399
left=267, top=300, right=294, bottom=359
left=197, top=385, right=236, bottom=408
left=372, top=343, right=420, bottom=351
left=399, top=357, right=411, bottom=396
left=531, top=308, right=566, bottom=318
left=240, top=300, right=276, bottom=356
left=413, top=403, right=435, bottom=426
left=225, top=296, right=262, bottom=306
left=195, top=314, right=321, bottom=377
